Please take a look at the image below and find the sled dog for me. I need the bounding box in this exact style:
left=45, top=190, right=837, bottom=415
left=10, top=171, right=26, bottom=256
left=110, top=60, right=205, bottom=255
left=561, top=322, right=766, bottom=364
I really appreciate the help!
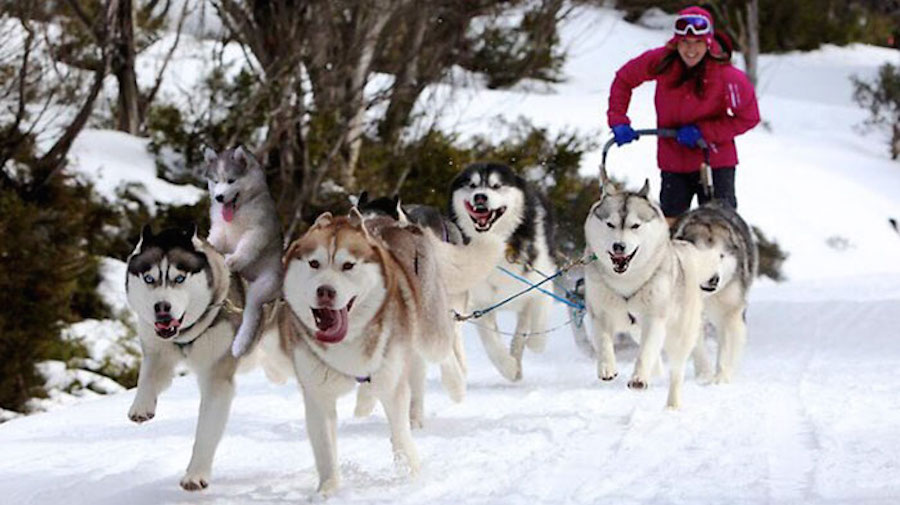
left=275, top=212, right=465, bottom=496
left=126, top=225, right=250, bottom=490
left=582, top=181, right=714, bottom=408
left=449, top=162, right=557, bottom=381
left=672, top=201, right=758, bottom=383
left=204, top=146, right=283, bottom=358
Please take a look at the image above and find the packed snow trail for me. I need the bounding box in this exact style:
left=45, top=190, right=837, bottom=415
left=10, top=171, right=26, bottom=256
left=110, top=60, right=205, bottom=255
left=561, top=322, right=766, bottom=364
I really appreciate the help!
left=1, top=278, right=899, bottom=504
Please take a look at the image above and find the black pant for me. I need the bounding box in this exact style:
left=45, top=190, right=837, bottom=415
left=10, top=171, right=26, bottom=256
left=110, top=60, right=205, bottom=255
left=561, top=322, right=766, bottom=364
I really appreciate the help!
left=659, top=167, right=737, bottom=218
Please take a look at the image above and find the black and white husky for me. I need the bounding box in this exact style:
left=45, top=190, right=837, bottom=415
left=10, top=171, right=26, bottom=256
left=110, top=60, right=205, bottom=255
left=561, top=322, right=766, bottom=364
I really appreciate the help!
left=125, top=225, right=255, bottom=490
left=449, top=162, right=557, bottom=381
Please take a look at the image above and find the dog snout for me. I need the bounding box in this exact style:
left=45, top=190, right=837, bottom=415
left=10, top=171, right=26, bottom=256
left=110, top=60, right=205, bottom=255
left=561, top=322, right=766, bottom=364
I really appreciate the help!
left=473, top=193, right=488, bottom=205
left=612, top=242, right=626, bottom=254
left=154, top=301, right=171, bottom=315
left=215, top=194, right=224, bottom=203
left=707, top=274, right=720, bottom=289
left=316, top=285, right=337, bottom=306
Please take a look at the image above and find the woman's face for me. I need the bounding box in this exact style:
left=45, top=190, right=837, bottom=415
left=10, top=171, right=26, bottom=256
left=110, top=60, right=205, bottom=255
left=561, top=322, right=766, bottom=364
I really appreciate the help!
left=677, top=38, right=708, bottom=68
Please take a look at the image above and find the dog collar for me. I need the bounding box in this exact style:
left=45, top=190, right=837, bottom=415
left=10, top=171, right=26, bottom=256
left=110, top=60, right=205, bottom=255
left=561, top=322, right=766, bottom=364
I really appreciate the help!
left=171, top=302, right=225, bottom=346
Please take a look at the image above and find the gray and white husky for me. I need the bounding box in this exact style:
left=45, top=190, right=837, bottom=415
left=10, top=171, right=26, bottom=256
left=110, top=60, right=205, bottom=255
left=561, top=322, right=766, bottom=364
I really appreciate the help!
left=583, top=181, right=717, bottom=409
left=672, top=201, right=758, bottom=383
left=448, top=162, right=557, bottom=382
left=203, top=146, right=283, bottom=358
left=125, top=225, right=248, bottom=490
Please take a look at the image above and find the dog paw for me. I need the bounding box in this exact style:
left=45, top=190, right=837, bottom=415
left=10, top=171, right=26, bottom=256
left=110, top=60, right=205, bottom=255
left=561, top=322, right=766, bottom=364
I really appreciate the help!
left=179, top=474, right=209, bottom=491
left=316, top=477, right=340, bottom=497
left=410, top=415, right=424, bottom=430
left=713, top=372, right=733, bottom=385
left=627, top=376, right=649, bottom=390
left=525, top=333, right=547, bottom=353
left=597, top=362, right=618, bottom=381
left=128, top=398, right=156, bottom=423
left=497, top=357, right=522, bottom=382
left=231, top=332, right=253, bottom=358
left=224, top=254, right=245, bottom=272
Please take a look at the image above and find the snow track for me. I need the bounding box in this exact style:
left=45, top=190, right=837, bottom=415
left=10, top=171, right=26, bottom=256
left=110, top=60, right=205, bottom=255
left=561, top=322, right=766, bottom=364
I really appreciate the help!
left=2, top=282, right=899, bottom=504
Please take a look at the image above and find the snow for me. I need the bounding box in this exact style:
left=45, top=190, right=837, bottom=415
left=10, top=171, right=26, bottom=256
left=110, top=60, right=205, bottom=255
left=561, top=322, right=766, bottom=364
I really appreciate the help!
left=3, top=5, right=900, bottom=504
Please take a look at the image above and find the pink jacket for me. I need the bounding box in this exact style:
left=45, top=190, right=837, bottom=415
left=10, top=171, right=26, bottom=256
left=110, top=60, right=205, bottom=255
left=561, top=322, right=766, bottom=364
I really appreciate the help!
left=608, top=47, right=760, bottom=173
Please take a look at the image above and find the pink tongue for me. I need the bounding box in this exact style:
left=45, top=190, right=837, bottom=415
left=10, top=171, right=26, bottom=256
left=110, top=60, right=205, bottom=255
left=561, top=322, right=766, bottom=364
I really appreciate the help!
left=316, top=307, right=349, bottom=342
left=222, top=202, right=235, bottom=222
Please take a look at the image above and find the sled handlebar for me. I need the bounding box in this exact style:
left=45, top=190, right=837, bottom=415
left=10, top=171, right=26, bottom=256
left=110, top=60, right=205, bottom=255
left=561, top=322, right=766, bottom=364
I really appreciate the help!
left=599, top=128, right=713, bottom=199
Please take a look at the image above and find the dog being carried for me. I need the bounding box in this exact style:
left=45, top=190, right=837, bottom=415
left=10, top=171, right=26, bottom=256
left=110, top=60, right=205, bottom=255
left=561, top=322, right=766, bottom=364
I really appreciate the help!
left=203, top=146, right=283, bottom=358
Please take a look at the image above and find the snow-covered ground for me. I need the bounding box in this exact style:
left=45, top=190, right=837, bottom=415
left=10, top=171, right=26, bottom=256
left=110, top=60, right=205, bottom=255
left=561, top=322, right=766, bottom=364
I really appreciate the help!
left=3, top=5, right=900, bottom=504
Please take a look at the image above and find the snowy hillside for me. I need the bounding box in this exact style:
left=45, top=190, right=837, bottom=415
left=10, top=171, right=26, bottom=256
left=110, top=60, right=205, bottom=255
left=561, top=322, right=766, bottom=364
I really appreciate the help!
left=3, top=5, right=900, bottom=504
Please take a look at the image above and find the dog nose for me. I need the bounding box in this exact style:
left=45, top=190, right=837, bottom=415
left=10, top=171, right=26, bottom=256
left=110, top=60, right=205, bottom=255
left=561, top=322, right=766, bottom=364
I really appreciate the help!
left=473, top=193, right=487, bottom=205
left=316, top=285, right=336, bottom=305
left=215, top=194, right=224, bottom=203
left=612, top=242, right=626, bottom=254
left=154, top=301, right=171, bottom=314
left=708, top=274, right=720, bottom=288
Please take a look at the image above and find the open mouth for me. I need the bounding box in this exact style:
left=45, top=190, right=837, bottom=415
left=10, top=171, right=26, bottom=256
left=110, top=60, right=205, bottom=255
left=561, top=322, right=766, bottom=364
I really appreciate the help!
left=222, top=192, right=240, bottom=222
left=154, top=314, right=184, bottom=339
left=608, top=247, right=638, bottom=274
left=465, top=201, right=506, bottom=232
left=311, top=297, right=356, bottom=343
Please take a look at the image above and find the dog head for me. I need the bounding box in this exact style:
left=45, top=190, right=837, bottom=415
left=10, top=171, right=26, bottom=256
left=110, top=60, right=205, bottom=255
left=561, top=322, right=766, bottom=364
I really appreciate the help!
left=584, top=180, right=667, bottom=275
left=203, top=146, right=266, bottom=222
left=673, top=210, right=741, bottom=294
left=449, top=162, right=525, bottom=239
left=282, top=213, right=388, bottom=344
left=126, top=225, right=215, bottom=339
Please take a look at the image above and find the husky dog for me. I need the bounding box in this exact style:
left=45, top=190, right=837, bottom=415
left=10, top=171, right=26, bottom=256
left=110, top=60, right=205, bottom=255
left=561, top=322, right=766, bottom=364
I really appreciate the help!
left=356, top=191, right=465, bottom=245
left=125, top=225, right=246, bottom=490
left=204, top=146, right=283, bottom=358
left=449, top=162, right=557, bottom=382
left=672, top=201, right=758, bottom=383
left=583, top=181, right=715, bottom=409
left=274, top=212, right=465, bottom=496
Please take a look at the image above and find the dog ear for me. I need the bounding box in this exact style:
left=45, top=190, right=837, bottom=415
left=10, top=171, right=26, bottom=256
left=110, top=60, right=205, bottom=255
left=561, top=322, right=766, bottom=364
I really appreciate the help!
left=313, top=212, right=333, bottom=229
left=356, top=191, right=369, bottom=208
left=638, top=178, right=650, bottom=197
left=601, top=182, right=619, bottom=198
left=396, top=198, right=410, bottom=226
left=136, top=224, right=153, bottom=250
left=348, top=206, right=374, bottom=242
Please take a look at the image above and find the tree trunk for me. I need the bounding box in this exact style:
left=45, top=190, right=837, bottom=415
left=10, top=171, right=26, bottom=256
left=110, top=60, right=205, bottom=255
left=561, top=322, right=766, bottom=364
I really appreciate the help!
left=744, top=0, right=760, bottom=88
left=114, top=0, right=141, bottom=134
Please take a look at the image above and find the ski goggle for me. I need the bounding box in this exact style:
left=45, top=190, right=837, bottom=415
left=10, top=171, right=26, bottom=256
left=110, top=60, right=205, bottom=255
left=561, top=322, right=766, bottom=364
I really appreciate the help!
left=674, top=15, right=712, bottom=36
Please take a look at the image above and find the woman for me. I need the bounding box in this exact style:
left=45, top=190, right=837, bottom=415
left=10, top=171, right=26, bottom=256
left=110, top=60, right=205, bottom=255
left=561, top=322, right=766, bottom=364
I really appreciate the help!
left=608, top=6, right=760, bottom=225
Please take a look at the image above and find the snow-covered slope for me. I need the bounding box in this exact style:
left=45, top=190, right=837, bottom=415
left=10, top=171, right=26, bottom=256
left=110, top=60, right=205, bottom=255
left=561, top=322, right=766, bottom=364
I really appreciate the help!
left=3, top=5, right=900, bottom=504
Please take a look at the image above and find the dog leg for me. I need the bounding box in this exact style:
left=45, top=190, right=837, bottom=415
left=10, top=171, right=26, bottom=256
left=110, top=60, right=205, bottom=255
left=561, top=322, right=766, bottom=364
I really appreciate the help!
left=476, top=312, right=521, bottom=382
left=663, top=339, right=692, bottom=410
left=525, top=298, right=550, bottom=353
left=692, top=330, right=715, bottom=384
left=509, top=312, right=530, bottom=380
left=439, top=339, right=466, bottom=404
left=629, top=316, right=666, bottom=390
left=303, top=387, right=341, bottom=497
left=181, top=358, right=238, bottom=491
left=128, top=347, right=178, bottom=423
left=590, top=311, right=618, bottom=381
left=224, top=230, right=266, bottom=272
left=715, top=307, right=747, bottom=384
left=231, top=268, right=281, bottom=358
left=353, top=382, right=377, bottom=418
left=379, top=377, right=420, bottom=476
left=409, top=354, right=426, bottom=429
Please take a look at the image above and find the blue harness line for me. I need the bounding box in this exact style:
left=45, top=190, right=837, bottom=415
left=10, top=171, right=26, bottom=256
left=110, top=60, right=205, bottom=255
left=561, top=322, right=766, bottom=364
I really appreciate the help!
left=495, top=266, right=585, bottom=310
left=452, top=255, right=595, bottom=322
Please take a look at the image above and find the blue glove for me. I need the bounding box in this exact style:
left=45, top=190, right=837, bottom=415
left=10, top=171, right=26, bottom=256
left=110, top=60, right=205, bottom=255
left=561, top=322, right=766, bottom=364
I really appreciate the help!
left=676, top=125, right=702, bottom=148
left=611, top=124, right=639, bottom=146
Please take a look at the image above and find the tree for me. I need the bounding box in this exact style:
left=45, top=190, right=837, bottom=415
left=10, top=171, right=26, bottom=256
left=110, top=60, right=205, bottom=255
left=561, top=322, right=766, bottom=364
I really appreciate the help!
left=852, top=63, right=900, bottom=160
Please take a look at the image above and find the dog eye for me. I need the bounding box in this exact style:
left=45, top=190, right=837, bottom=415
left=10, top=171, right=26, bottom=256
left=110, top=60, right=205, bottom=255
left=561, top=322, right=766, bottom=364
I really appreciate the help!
left=630, top=223, right=640, bottom=230
left=143, top=274, right=155, bottom=284
left=227, top=178, right=235, bottom=184
left=342, top=262, right=355, bottom=271
left=491, top=183, right=501, bottom=190
left=606, top=222, right=615, bottom=229
left=173, top=274, right=186, bottom=284
left=308, top=259, right=320, bottom=269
